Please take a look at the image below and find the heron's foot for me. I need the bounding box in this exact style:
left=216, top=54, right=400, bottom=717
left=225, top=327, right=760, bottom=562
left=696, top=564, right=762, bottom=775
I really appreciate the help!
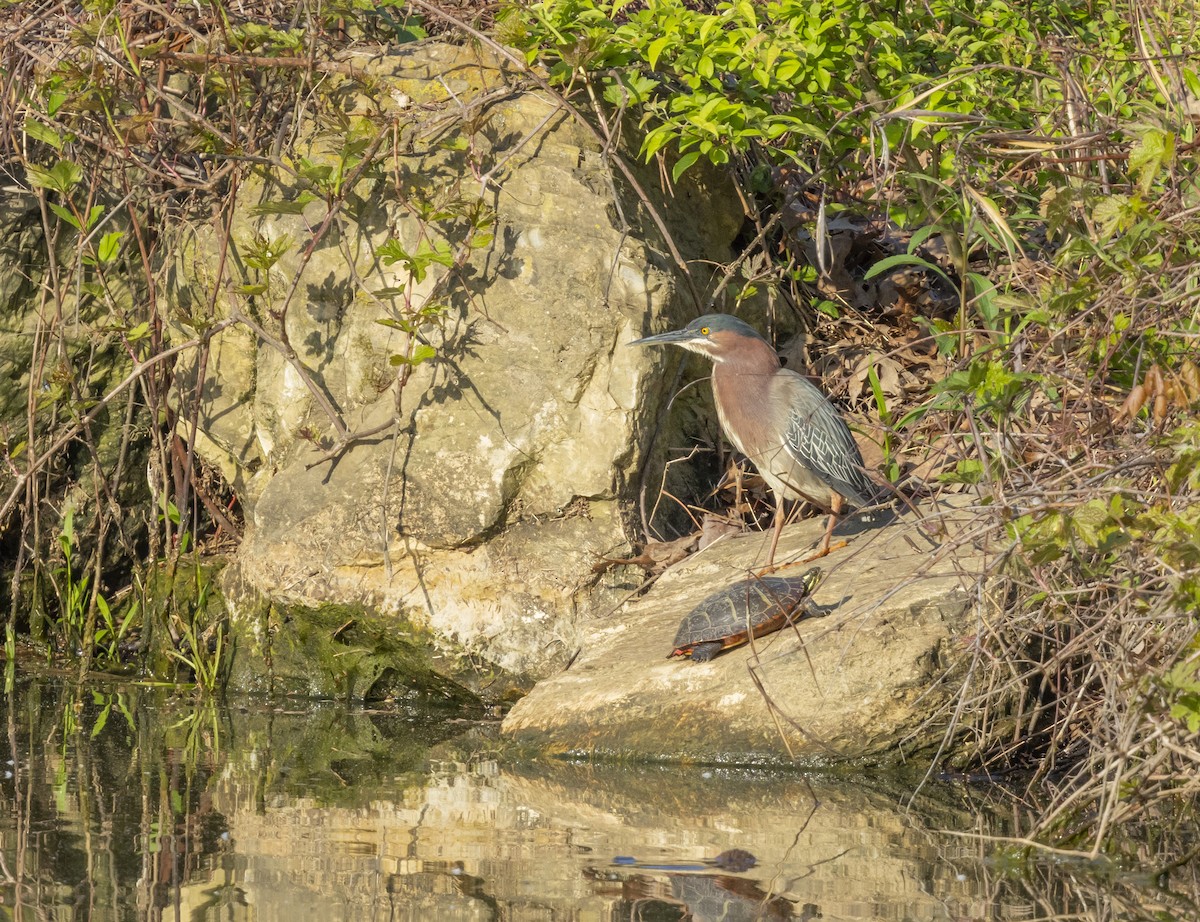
left=753, top=549, right=838, bottom=576
left=798, top=539, right=848, bottom=563
left=752, top=538, right=848, bottom=576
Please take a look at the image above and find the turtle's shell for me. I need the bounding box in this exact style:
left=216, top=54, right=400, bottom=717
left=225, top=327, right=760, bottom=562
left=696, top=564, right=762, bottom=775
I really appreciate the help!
left=669, top=567, right=821, bottom=661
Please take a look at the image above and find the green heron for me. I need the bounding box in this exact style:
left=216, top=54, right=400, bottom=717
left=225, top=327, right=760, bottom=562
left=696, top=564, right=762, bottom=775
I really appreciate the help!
left=631, top=313, right=878, bottom=567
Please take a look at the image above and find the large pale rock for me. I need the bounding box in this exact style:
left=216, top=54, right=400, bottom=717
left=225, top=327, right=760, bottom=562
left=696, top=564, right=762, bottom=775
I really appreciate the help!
left=502, top=497, right=988, bottom=764
left=165, top=42, right=741, bottom=681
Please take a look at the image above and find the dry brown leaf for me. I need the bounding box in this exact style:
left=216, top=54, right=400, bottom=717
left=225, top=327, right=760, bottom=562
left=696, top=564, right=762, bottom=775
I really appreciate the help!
left=1115, top=362, right=1196, bottom=426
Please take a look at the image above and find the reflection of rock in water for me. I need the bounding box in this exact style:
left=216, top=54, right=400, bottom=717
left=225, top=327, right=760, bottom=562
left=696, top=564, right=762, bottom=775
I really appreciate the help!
left=672, top=875, right=795, bottom=922
left=385, top=861, right=501, bottom=920
left=601, top=872, right=798, bottom=922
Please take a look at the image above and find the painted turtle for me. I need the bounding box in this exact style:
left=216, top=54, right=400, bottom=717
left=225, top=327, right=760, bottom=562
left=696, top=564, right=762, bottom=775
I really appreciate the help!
left=669, top=567, right=822, bottom=662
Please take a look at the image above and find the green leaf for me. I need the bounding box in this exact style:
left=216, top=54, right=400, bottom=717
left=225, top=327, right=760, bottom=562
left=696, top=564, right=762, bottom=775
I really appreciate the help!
left=1039, top=185, right=1076, bottom=241
left=1129, top=127, right=1174, bottom=194
left=47, top=89, right=68, bottom=116
left=864, top=253, right=955, bottom=289
left=23, top=118, right=63, bottom=151
left=671, top=150, right=701, bottom=182
left=48, top=202, right=80, bottom=230
left=26, top=159, right=82, bottom=194
left=640, top=125, right=676, bottom=161
left=1092, top=195, right=1133, bottom=238
left=776, top=58, right=801, bottom=83
left=97, top=231, right=124, bottom=263
left=376, top=239, right=411, bottom=265
left=1183, top=67, right=1200, bottom=98
left=1070, top=498, right=1111, bottom=548
left=1171, top=697, right=1200, bottom=733
left=967, top=272, right=998, bottom=327
left=815, top=299, right=839, bottom=318
left=411, top=343, right=436, bottom=364
left=707, top=147, right=730, bottom=166
left=242, top=234, right=293, bottom=270
left=647, top=36, right=670, bottom=70
left=938, top=458, right=983, bottom=485
left=1015, top=510, right=1069, bottom=565
left=91, top=703, right=111, bottom=738
left=867, top=363, right=888, bottom=417
left=906, top=224, right=943, bottom=253
left=390, top=343, right=436, bottom=366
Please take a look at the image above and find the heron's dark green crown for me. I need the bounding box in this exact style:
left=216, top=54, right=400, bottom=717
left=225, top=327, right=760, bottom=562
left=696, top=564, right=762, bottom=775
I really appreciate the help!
left=630, top=313, right=768, bottom=351
left=678, top=314, right=764, bottom=342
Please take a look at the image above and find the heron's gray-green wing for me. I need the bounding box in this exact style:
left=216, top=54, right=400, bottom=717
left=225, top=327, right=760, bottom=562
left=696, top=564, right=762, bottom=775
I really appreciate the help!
left=780, top=372, right=877, bottom=506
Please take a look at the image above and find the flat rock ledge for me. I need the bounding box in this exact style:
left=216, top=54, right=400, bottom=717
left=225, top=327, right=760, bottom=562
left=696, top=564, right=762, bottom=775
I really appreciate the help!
left=502, top=496, right=992, bottom=766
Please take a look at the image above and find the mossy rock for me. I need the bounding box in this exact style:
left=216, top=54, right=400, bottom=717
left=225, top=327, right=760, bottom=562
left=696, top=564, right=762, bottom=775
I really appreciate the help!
left=228, top=598, right=482, bottom=713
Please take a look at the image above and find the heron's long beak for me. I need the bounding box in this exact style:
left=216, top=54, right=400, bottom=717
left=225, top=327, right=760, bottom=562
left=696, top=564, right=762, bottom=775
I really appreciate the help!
left=629, top=328, right=694, bottom=347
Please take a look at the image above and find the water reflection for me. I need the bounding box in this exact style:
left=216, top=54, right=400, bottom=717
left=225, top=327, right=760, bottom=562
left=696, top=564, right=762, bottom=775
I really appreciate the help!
left=0, top=674, right=1189, bottom=921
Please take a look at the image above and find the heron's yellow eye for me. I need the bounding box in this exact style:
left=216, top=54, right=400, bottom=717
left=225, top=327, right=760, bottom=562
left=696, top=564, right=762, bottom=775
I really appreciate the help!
left=700, top=326, right=710, bottom=336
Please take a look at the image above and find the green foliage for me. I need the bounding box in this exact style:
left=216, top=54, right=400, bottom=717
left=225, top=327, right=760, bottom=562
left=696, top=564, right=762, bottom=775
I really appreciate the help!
left=511, top=0, right=1149, bottom=196
left=93, top=593, right=138, bottom=666
left=1164, top=657, right=1200, bottom=733
left=50, top=507, right=92, bottom=655
left=371, top=200, right=495, bottom=370
left=376, top=303, right=448, bottom=369
left=230, top=22, right=306, bottom=54
left=932, top=359, right=1040, bottom=419
left=45, top=507, right=139, bottom=667
left=165, top=563, right=228, bottom=695
left=321, top=0, right=428, bottom=43
left=376, top=237, right=455, bottom=284
left=93, top=231, right=124, bottom=264
left=26, top=158, right=82, bottom=194
left=510, top=0, right=1194, bottom=398
left=866, top=364, right=899, bottom=484
left=88, top=688, right=135, bottom=739
left=238, top=234, right=294, bottom=295
left=250, top=191, right=319, bottom=216
left=1010, top=495, right=1142, bottom=568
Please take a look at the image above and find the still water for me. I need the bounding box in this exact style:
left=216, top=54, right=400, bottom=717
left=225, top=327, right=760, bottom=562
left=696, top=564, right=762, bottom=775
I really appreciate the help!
left=0, top=673, right=1187, bottom=921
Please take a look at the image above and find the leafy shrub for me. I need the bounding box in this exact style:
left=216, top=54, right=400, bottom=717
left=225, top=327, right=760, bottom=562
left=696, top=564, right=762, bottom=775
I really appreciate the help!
left=509, top=0, right=1200, bottom=860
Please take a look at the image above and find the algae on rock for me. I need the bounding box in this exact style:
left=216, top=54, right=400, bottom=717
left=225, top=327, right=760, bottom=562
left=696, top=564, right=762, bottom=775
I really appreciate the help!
left=226, top=597, right=482, bottom=710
